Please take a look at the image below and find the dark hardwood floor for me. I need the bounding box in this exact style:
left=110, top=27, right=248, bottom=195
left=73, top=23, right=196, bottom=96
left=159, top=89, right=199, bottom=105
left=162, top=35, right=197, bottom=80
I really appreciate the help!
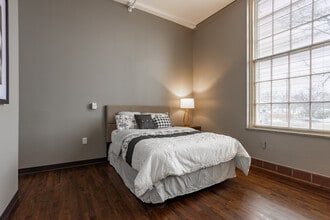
left=9, top=163, right=330, bottom=220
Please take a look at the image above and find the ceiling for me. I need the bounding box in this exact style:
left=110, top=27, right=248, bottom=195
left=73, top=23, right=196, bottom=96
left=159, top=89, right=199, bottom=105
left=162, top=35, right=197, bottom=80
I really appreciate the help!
left=113, top=0, right=236, bottom=29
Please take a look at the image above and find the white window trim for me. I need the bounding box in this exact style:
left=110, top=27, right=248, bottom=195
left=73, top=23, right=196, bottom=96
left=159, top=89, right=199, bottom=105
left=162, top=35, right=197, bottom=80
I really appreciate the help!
left=247, top=0, right=330, bottom=138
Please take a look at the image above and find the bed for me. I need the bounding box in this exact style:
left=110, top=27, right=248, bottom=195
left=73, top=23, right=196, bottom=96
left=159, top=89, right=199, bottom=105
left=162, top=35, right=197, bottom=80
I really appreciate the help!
left=106, top=105, right=251, bottom=203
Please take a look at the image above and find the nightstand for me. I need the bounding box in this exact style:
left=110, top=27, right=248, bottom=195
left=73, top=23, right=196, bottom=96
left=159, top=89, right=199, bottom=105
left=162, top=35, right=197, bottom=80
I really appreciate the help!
left=188, top=125, right=201, bottom=131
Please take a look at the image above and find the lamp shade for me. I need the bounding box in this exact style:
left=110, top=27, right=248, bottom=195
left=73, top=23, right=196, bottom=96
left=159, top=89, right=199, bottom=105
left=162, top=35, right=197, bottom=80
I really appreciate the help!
left=180, top=98, right=195, bottom=109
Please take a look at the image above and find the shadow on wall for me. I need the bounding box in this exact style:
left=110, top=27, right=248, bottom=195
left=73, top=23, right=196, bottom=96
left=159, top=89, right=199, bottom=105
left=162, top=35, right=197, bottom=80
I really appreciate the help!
left=150, top=68, right=193, bottom=126
left=193, top=59, right=244, bottom=134
left=193, top=59, right=225, bottom=94
left=193, top=100, right=225, bottom=133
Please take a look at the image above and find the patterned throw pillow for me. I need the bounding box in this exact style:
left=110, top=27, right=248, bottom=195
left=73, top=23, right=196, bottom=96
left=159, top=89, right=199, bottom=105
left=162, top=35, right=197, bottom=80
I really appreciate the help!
left=153, top=115, right=172, bottom=128
left=134, top=114, right=156, bottom=129
left=115, top=115, right=135, bottom=130
left=117, top=111, right=140, bottom=128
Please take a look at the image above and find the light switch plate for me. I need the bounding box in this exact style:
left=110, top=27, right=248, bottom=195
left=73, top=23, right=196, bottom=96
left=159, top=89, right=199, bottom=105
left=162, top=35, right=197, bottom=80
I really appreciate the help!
left=91, top=102, right=97, bottom=110
left=82, top=137, right=88, bottom=145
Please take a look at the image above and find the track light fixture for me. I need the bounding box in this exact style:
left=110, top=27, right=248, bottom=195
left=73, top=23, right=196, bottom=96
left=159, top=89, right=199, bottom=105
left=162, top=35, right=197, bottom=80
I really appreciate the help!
left=128, top=0, right=137, bottom=12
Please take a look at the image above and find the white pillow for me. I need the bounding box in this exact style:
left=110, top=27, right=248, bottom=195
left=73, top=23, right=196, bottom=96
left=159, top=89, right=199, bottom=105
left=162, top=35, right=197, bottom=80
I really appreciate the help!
left=117, top=111, right=141, bottom=116
left=115, top=115, right=135, bottom=130
left=116, top=111, right=140, bottom=129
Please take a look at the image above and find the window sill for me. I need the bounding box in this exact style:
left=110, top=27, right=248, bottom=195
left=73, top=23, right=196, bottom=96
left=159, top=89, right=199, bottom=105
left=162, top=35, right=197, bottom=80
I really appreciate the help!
left=246, top=126, right=330, bottom=139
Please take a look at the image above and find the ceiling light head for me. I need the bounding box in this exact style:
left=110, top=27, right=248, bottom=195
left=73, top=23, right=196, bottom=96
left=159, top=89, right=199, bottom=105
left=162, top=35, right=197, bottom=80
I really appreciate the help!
left=128, top=0, right=136, bottom=13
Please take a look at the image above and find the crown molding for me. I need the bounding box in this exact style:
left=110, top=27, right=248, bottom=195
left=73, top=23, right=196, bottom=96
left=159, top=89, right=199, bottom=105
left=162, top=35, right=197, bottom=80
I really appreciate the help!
left=113, top=0, right=196, bottom=29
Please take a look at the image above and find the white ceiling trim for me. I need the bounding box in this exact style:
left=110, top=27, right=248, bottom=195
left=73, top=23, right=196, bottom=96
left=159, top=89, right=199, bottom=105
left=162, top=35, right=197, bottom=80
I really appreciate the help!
left=113, top=0, right=197, bottom=29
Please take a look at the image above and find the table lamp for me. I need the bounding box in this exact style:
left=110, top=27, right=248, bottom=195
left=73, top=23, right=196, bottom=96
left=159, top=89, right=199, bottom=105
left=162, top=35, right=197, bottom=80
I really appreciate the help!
left=180, top=98, right=195, bottom=126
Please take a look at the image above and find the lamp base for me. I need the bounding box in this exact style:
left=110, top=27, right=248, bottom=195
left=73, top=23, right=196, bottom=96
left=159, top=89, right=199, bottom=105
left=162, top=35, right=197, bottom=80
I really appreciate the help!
left=183, top=109, right=190, bottom=126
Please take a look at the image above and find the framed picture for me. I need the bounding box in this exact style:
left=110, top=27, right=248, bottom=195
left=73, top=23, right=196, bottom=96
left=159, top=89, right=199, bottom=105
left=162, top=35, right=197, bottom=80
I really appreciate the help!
left=0, top=0, right=8, bottom=104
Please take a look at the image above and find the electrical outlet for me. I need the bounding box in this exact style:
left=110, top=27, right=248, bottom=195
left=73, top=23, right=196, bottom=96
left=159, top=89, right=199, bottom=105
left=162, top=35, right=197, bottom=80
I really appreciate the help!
left=82, top=137, right=88, bottom=145
left=262, top=141, right=267, bottom=150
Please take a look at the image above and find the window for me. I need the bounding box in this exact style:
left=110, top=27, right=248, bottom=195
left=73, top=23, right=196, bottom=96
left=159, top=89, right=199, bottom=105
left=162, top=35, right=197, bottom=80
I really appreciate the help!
left=250, top=0, right=330, bottom=135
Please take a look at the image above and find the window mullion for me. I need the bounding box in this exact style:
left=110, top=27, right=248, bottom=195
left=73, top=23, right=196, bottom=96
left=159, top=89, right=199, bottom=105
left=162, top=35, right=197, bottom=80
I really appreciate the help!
left=288, top=0, right=293, bottom=128
left=253, top=0, right=258, bottom=126
left=270, top=0, right=275, bottom=126
left=288, top=53, right=291, bottom=128
left=309, top=48, right=312, bottom=130
left=309, top=0, right=315, bottom=130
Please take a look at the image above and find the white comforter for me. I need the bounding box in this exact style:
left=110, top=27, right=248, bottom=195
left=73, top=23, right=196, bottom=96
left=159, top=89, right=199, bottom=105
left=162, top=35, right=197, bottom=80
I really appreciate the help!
left=110, top=127, right=251, bottom=197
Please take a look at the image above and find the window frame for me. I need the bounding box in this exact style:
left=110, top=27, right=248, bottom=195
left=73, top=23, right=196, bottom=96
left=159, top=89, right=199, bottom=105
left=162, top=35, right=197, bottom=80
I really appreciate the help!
left=247, top=0, right=330, bottom=138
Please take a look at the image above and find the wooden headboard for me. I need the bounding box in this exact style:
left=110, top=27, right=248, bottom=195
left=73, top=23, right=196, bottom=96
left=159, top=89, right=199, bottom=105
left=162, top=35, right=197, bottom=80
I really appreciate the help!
left=105, top=105, right=170, bottom=143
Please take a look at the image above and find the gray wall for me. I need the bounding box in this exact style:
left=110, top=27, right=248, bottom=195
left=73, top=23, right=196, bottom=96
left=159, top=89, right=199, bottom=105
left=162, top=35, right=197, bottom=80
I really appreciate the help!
left=193, top=0, right=330, bottom=176
left=0, top=0, right=19, bottom=215
left=19, top=0, right=193, bottom=168
left=19, top=0, right=330, bottom=177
